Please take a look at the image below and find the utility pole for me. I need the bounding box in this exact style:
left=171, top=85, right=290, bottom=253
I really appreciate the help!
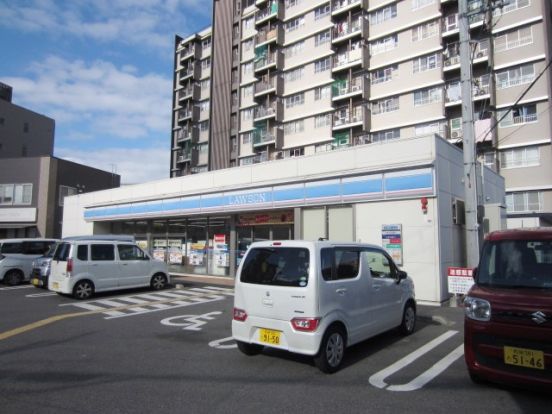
left=459, top=0, right=480, bottom=267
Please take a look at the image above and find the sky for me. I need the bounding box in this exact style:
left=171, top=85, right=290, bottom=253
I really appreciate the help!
left=0, top=0, right=212, bottom=185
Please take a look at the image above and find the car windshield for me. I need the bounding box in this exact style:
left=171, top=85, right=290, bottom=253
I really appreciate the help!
left=240, top=247, right=310, bottom=287
left=44, top=243, right=57, bottom=258
left=477, top=239, right=552, bottom=289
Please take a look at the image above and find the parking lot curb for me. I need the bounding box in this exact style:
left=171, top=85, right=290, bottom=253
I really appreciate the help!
left=170, top=273, right=235, bottom=287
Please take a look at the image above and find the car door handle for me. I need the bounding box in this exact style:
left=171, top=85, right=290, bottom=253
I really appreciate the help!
left=122, top=263, right=128, bottom=266
left=336, top=288, right=347, bottom=295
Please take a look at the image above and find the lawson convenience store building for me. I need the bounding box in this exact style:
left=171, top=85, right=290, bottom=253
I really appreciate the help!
left=62, top=135, right=505, bottom=304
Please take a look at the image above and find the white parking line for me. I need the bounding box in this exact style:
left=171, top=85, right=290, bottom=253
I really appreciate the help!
left=0, top=285, right=34, bottom=291
left=26, top=292, right=58, bottom=298
left=369, top=330, right=461, bottom=391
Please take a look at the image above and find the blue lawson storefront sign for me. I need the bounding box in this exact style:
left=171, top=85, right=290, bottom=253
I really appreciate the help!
left=84, top=168, right=434, bottom=221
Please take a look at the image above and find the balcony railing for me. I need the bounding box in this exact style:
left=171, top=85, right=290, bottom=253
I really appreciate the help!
left=333, top=106, right=364, bottom=127
left=333, top=76, right=363, bottom=98
left=255, top=76, right=278, bottom=95
left=256, top=1, right=279, bottom=22
left=254, top=51, right=277, bottom=71
left=333, top=17, right=362, bottom=41
left=255, top=27, right=279, bottom=45
left=443, top=12, right=484, bottom=32
left=253, top=129, right=276, bottom=146
left=254, top=102, right=277, bottom=119
left=333, top=48, right=363, bottom=69
left=332, top=0, right=363, bottom=14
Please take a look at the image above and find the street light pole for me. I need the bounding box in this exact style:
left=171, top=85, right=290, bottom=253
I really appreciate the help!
left=459, top=0, right=480, bottom=267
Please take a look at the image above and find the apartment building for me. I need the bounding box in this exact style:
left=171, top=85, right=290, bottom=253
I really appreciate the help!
left=170, top=0, right=552, bottom=227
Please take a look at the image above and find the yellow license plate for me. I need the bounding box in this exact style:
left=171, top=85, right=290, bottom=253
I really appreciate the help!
left=504, top=346, right=545, bottom=370
left=31, top=278, right=39, bottom=286
left=259, top=328, right=281, bottom=345
left=52, top=282, right=59, bottom=290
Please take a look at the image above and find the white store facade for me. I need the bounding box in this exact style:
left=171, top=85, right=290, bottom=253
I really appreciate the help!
left=62, top=135, right=505, bottom=304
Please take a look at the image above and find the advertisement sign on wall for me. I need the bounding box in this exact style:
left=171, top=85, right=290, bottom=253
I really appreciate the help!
left=237, top=211, right=293, bottom=226
left=382, top=224, right=403, bottom=266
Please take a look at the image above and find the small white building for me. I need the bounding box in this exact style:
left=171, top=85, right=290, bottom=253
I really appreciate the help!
left=62, top=135, right=505, bottom=304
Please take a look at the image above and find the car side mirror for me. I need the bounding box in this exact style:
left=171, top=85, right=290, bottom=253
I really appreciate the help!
left=397, top=270, right=407, bottom=283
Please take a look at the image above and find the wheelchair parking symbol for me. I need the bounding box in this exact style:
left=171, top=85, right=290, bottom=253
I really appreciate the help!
left=160, top=311, right=222, bottom=331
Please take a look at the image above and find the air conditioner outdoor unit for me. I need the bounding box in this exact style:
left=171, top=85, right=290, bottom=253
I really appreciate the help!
left=451, top=131, right=460, bottom=139
left=477, top=52, right=484, bottom=58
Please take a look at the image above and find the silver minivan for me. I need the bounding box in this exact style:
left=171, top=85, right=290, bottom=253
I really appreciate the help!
left=49, top=239, right=169, bottom=299
left=0, top=238, right=58, bottom=285
left=232, top=240, right=416, bottom=373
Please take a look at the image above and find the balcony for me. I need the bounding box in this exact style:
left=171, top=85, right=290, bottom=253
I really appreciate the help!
left=333, top=105, right=365, bottom=129
left=253, top=100, right=282, bottom=121
left=445, top=75, right=491, bottom=105
left=447, top=118, right=492, bottom=143
left=332, top=75, right=363, bottom=100
left=180, top=45, right=200, bottom=62
left=179, top=63, right=200, bottom=82
left=253, top=126, right=283, bottom=148
left=443, top=41, right=489, bottom=69
left=178, top=84, right=200, bottom=101
left=332, top=47, right=364, bottom=71
left=256, top=1, right=282, bottom=24
left=176, top=127, right=199, bottom=144
left=442, top=12, right=485, bottom=35
left=255, top=26, right=282, bottom=47
left=177, top=106, right=200, bottom=122
left=176, top=147, right=198, bottom=164
left=332, top=0, right=365, bottom=16
left=254, top=75, right=282, bottom=97
left=254, top=50, right=283, bottom=72
left=332, top=17, right=364, bottom=43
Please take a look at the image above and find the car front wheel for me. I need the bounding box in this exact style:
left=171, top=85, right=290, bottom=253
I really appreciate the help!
left=399, top=302, right=416, bottom=335
left=150, top=273, right=167, bottom=290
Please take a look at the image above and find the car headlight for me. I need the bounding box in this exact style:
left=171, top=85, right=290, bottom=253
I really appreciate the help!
left=464, top=296, right=491, bottom=322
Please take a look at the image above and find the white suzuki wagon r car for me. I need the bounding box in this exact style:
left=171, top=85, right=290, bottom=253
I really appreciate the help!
left=49, top=239, right=169, bottom=299
left=232, top=240, right=416, bottom=373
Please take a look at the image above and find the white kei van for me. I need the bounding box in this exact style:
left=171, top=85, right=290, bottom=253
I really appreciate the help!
left=49, top=239, right=170, bottom=299
left=232, top=240, right=416, bottom=373
left=0, top=238, right=58, bottom=285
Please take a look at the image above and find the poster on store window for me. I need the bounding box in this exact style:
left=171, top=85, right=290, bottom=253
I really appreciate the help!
left=153, top=239, right=167, bottom=262
left=168, top=239, right=183, bottom=264
left=213, top=234, right=229, bottom=268
left=189, top=242, right=206, bottom=266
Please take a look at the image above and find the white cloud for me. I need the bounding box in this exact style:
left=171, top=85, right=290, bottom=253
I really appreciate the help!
left=4, top=56, right=172, bottom=140
left=55, top=147, right=170, bottom=185
left=0, top=0, right=211, bottom=50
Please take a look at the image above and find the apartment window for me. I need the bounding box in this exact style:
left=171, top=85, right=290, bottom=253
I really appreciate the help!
left=241, top=131, right=253, bottom=144
left=0, top=183, right=32, bottom=205
left=412, top=21, right=439, bottom=41
left=284, top=40, right=305, bottom=58
left=371, top=65, right=397, bottom=84
left=242, top=62, right=253, bottom=77
left=197, top=143, right=208, bottom=154
left=496, top=63, right=535, bottom=89
left=413, top=53, right=441, bottom=73
left=199, top=121, right=209, bottom=132
left=494, top=27, right=532, bottom=52
left=202, top=38, right=211, bottom=50
left=285, top=16, right=305, bottom=32
left=242, top=38, right=254, bottom=52
left=284, top=67, right=304, bottom=82
left=201, top=58, right=211, bottom=69
left=314, top=57, right=331, bottom=73
left=23, top=122, right=29, bottom=133
left=314, top=85, right=331, bottom=100
left=199, top=100, right=210, bottom=112
left=201, top=79, right=210, bottom=90
left=315, top=30, right=331, bottom=47
left=370, top=35, right=398, bottom=55
left=314, top=4, right=330, bottom=20
left=59, top=185, right=78, bottom=206
left=285, top=0, right=301, bottom=8
left=370, top=4, right=397, bottom=25
left=371, top=129, right=400, bottom=143
left=241, top=85, right=254, bottom=99
left=482, top=151, right=496, bottom=168
left=494, top=0, right=530, bottom=16
left=412, top=0, right=435, bottom=9
left=506, top=191, right=542, bottom=213
left=372, top=97, right=399, bottom=115
left=315, top=114, right=332, bottom=128
left=284, top=120, right=304, bottom=134
left=287, top=147, right=305, bottom=157
left=241, top=108, right=254, bottom=121
left=243, top=16, right=255, bottom=31
left=414, top=86, right=442, bottom=106
left=285, top=92, right=304, bottom=108
left=500, top=146, right=540, bottom=169
left=498, top=104, right=537, bottom=127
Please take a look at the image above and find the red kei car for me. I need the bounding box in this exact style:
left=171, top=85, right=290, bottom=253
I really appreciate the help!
left=464, top=228, right=552, bottom=390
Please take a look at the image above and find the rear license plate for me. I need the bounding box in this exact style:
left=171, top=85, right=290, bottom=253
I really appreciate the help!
left=31, top=278, right=40, bottom=286
left=504, top=346, right=545, bottom=370
left=52, top=282, right=59, bottom=290
left=259, top=328, right=281, bottom=345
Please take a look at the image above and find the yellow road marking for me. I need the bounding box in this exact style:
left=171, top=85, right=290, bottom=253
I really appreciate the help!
left=0, top=291, right=226, bottom=341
